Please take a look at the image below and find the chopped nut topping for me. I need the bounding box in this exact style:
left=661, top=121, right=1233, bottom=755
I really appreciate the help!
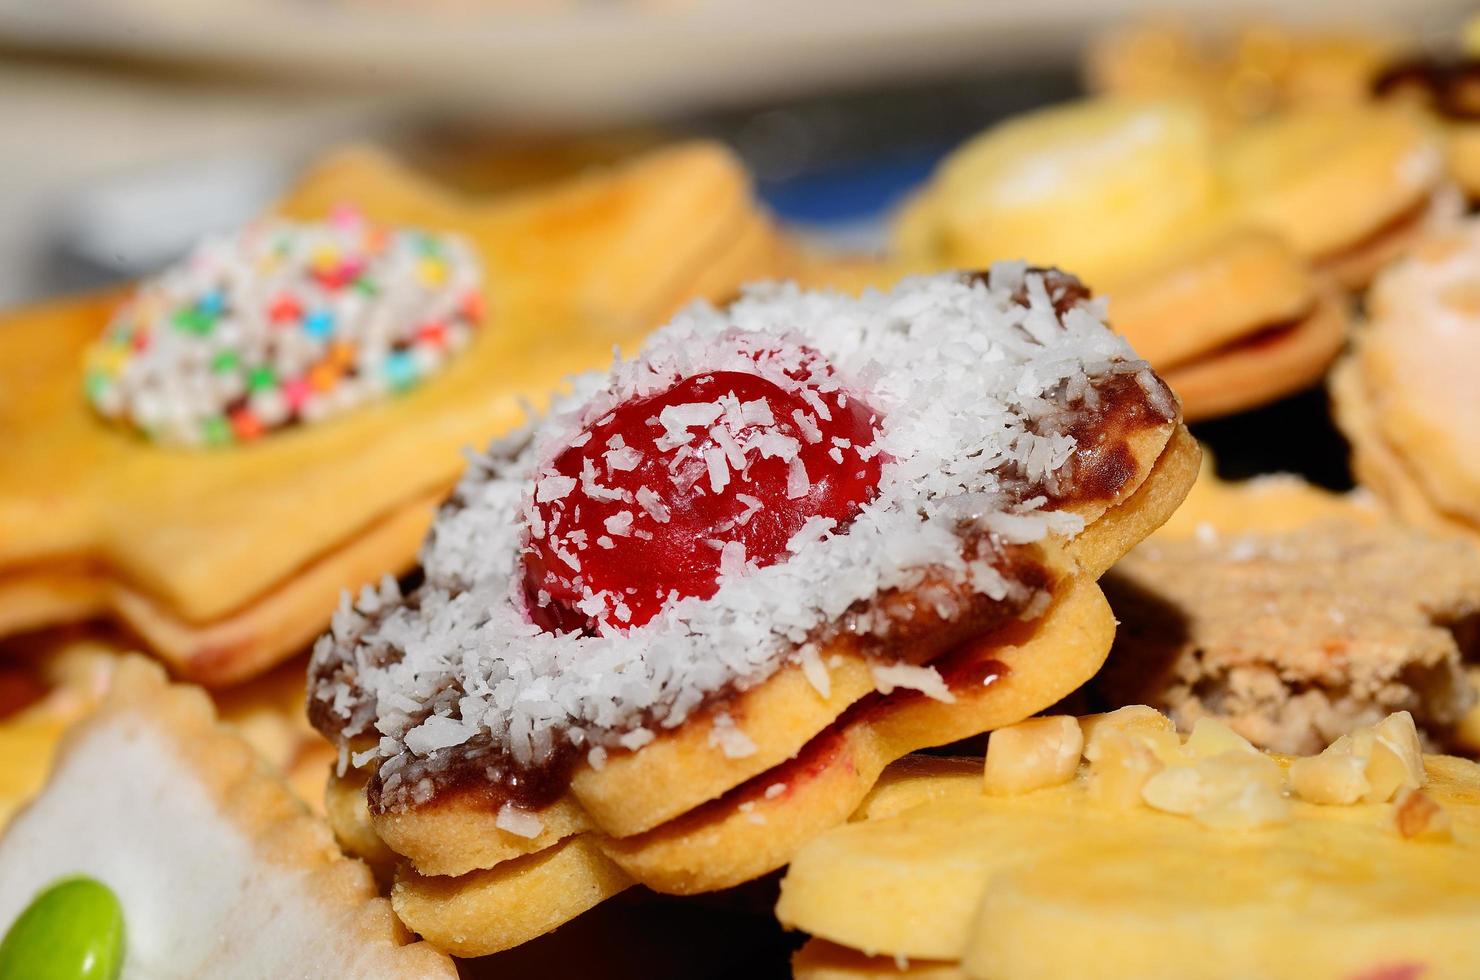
left=1141, top=751, right=1291, bottom=830
left=984, top=715, right=1084, bottom=796
left=1183, top=717, right=1260, bottom=760
left=1082, top=705, right=1177, bottom=763
left=1289, top=710, right=1426, bottom=806
left=1087, top=731, right=1163, bottom=809
left=1392, top=788, right=1453, bottom=840
left=1289, top=749, right=1369, bottom=805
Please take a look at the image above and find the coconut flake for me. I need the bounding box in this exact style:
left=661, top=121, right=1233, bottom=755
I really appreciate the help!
left=709, top=713, right=758, bottom=759
left=496, top=803, right=545, bottom=839
left=871, top=663, right=956, bottom=703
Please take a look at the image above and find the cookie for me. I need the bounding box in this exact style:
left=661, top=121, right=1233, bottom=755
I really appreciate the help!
left=308, top=267, right=1199, bottom=954
left=0, top=631, right=334, bottom=831
left=0, top=657, right=455, bottom=978
left=1086, top=23, right=1397, bottom=130
left=1153, top=451, right=1382, bottom=540
left=1219, top=103, right=1452, bottom=288
left=891, top=97, right=1357, bottom=421
left=1098, top=521, right=1480, bottom=754
left=0, top=141, right=783, bottom=685
left=781, top=708, right=1480, bottom=980
left=1332, top=217, right=1480, bottom=543
left=1108, top=231, right=1349, bottom=421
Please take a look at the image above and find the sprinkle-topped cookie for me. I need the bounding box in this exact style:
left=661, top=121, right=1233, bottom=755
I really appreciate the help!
left=83, top=207, right=483, bottom=447
left=310, top=267, right=1174, bottom=810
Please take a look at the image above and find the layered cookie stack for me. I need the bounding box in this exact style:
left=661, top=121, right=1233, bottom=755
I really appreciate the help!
left=308, top=267, right=1198, bottom=954
left=0, top=142, right=785, bottom=685
left=1333, top=217, right=1480, bottom=548
left=892, top=95, right=1451, bottom=420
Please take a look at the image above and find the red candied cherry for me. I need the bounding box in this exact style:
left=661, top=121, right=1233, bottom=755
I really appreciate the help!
left=521, top=344, right=886, bottom=634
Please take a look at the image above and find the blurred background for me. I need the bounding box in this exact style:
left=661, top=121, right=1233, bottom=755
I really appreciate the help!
left=0, top=0, right=1469, bottom=306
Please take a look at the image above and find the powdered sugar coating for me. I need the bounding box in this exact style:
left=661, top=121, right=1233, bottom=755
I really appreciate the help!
left=310, top=267, right=1166, bottom=807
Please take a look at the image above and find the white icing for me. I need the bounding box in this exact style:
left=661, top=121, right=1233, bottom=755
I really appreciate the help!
left=0, top=714, right=432, bottom=979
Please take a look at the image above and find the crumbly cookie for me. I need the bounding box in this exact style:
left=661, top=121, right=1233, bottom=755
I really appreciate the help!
left=1099, top=521, right=1480, bottom=754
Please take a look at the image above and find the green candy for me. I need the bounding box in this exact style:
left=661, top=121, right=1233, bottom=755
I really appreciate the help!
left=246, top=365, right=277, bottom=392
left=201, top=415, right=232, bottom=446
left=0, top=877, right=125, bottom=980
left=171, top=308, right=214, bottom=336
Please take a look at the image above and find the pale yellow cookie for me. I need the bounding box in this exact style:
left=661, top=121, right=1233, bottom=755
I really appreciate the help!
left=0, top=632, right=335, bottom=832
left=781, top=711, right=1480, bottom=980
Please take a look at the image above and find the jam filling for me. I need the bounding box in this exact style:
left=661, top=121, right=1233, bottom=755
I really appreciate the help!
left=522, top=345, right=886, bottom=634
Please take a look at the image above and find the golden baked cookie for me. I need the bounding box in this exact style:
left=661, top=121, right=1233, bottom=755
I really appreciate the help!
left=0, top=141, right=784, bottom=685
left=1218, top=103, right=1452, bottom=288
left=0, top=657, right=455, bottom=978
left=890, top=96, right=1372, bottom=421
left=308, top=267, right=1198, bottom=955
left=1332, top=217, right=1480, bottom=543
left=1153, top=451, right=1382, bottom=540
left=1085, top=22, right=1397, bottom=131
left=781, top=708, right=1480, bottom=980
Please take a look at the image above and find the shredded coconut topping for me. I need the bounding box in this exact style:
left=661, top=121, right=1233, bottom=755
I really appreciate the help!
left=309, top=268, right=1167, bottom=809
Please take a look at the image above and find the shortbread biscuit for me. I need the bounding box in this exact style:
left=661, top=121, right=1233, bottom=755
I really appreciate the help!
left=309, top=267, right=1198, bottom=954
left=782, top=710, right=1480, bottom=980
left=891, top=97, right=1358, bottom=421
left=1086, top=23, right=1397, bottom=130
left=0, top=658, right=455, bottom=978
left=0, top=141, right=783, bottom=684
left=1219, top=103, right=1451, bottom=287
left=1333, top=218, right=1480, bottom=543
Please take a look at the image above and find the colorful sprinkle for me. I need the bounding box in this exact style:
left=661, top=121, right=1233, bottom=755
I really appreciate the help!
left=282, top=378, right=311, bottom=411
left=384, top=350, right=418, bottom=391
left=268, top=293, right=302, bottom=324
left=82, top=212, right=483, bottom=447
left=309, top=361, right=340, bottom=393
left=201, top=415, right=231, bottom=446
left=229, top=407, right=265, bottom=441
left=246, top=365, right=277, bottom=392
left=171, top=307, right=214, bottom=336
left=303, top=309, right=335, bottom=340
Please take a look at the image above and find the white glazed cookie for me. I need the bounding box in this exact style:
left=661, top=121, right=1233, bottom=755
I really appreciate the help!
left=0, top=658, right=454, bottom=980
